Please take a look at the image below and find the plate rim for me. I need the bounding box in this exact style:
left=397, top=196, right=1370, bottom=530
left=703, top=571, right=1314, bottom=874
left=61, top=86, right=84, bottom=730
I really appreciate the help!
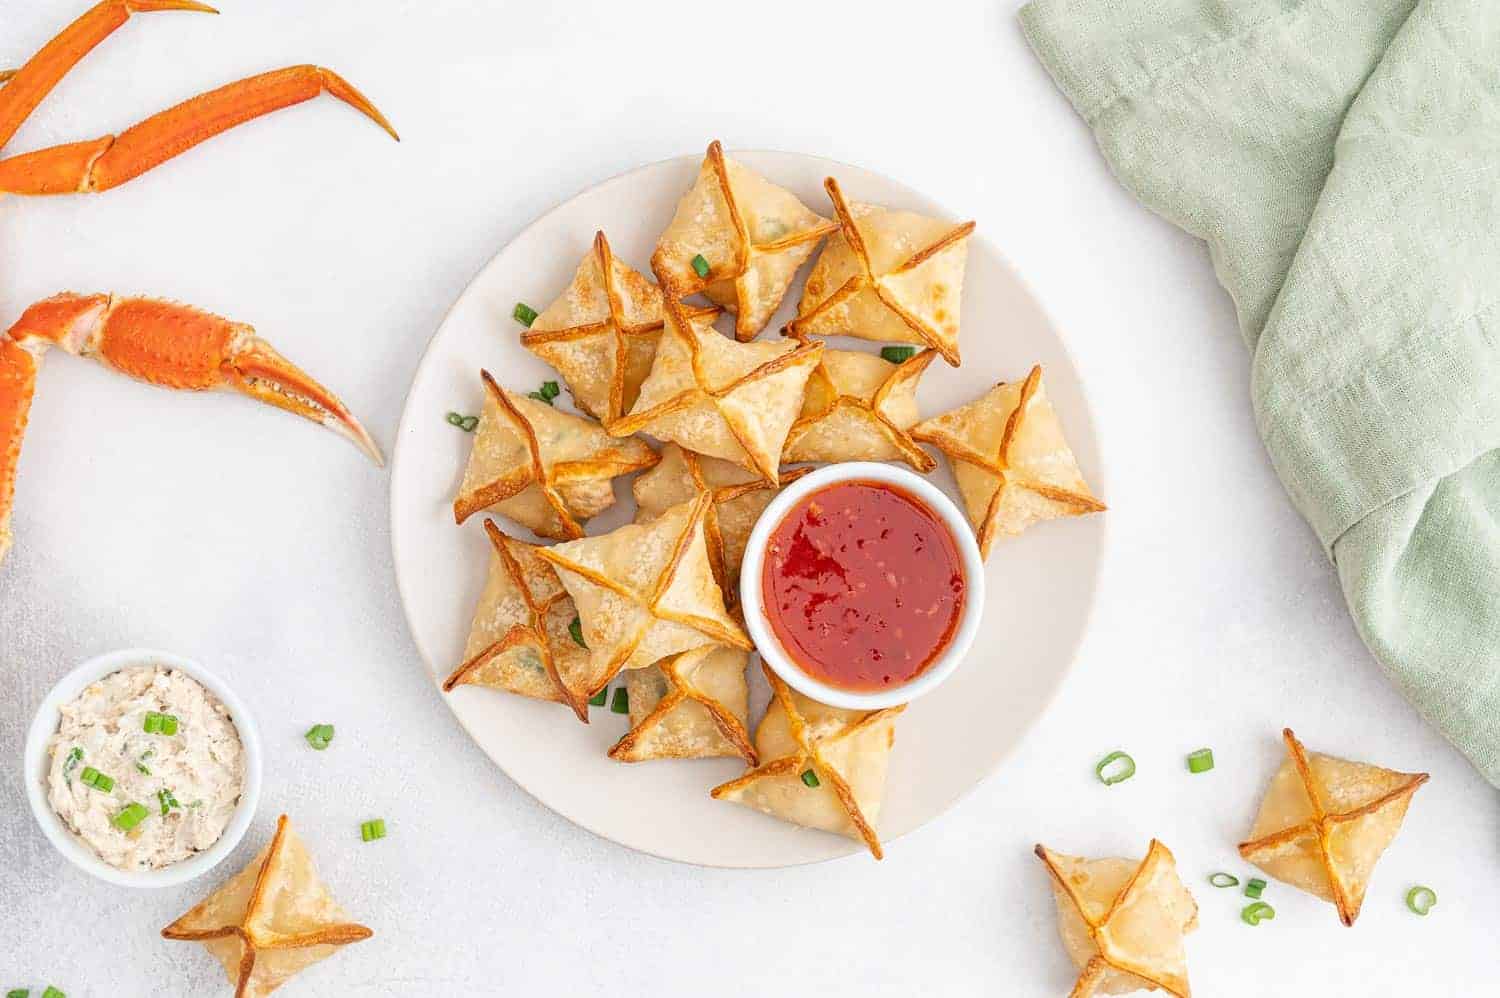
left=388, top=146, right=1111, bottom=868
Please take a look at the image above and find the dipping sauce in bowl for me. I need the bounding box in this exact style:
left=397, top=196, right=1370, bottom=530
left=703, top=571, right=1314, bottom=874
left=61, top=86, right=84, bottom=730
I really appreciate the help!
left=761, top=479, right=966, bottom=692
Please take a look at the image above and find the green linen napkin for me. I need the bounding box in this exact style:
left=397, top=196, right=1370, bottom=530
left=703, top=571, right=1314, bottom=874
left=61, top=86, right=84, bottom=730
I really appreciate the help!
left=1021, top=0, right=1500, bottom=785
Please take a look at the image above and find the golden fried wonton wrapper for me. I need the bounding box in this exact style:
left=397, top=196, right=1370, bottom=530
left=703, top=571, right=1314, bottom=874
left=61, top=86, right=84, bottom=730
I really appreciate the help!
left=788, top=177, right=974, bottom=365
left=442, top=519, right=596, bottom=720
left=1035, top=840, right=1198, bottom=998
left=162, top=815, right=372, bottom=998
left=611, top=297, right=822, bottom=484
left=520, top=231, right=664, bottom=425
left=454, top=370, right=657, bottom=538
left=910, top=365, right=1103, bottom=558
left=633, top=443, right=808, bottom=606
left=1237, top=728, right=1429, bottom=926
left=609, top=644, right=755, bottom=763
left=781, top=346, right=936, bottom=471
left=711, top=664, right=904, bottom=859
left=652, top=140, right=836, bottom=340
left=537, top=493, right=751, bottom=690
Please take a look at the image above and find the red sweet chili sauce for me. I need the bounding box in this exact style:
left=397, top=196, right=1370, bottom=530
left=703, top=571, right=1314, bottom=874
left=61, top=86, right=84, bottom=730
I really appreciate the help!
left=761, top=479, right=965, bottom=692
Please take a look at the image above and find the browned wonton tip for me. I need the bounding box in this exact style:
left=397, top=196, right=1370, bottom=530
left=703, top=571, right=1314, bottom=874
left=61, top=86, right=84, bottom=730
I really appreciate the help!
left=781, top=345, right=938, bottom=471
left=1237, top=728, right=1429, bottom=927
left=608, top=643, right=757, bottom=764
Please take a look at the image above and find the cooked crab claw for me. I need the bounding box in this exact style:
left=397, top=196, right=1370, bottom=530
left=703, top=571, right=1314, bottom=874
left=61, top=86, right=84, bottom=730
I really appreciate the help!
left=0, top=293, right=381, bottom=563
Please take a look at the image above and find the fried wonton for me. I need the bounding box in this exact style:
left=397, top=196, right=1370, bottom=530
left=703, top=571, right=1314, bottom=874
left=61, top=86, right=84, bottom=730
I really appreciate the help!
left=611, top=297, right=822, bottom=484
left=910, top=365, right=1103, bottom=558
left=609, top=644, right=755, bottom=763
left=633, top=443, right=808, bottom=605
left=442, top=519, right=596, bottom=720
left=520, top=231, right=664, bottom=425
left=1035, top=840, right=1198, bottom=998
left=537, top=494, right=751, bottom=692
left=1237, top=728, right=1429, bottom=926
left=453, top=370, right=657, bottom=538
left=788, top=177, right=974, bottom=365
left=652, top=140, right=836, bottom=340
left=781, top=346, right=936, bottom=471
left=162, top=815, right=372, bottom=998
left=711, top=664, right=904, bottom=859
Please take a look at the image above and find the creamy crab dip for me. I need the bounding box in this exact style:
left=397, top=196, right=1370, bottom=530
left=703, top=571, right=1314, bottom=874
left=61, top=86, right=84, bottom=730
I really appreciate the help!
left=46, top=664, right=243, bottom=871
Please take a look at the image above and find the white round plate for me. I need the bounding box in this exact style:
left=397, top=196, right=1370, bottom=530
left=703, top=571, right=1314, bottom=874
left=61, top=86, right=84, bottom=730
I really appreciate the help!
left=390, top=149, right=1106, bottom=868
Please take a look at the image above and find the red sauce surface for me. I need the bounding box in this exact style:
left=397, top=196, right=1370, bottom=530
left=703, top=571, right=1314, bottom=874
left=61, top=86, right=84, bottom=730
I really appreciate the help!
left=761, top=480, right=965, bottom=692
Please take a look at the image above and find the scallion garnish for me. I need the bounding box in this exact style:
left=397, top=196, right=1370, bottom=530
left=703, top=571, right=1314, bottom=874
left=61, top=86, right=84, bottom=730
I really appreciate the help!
left=568, top=616, right=587, bottom=648
left=162, top=714, right=178, bottom=735
left=62, top=746, right=83, bottom=784
left=1406, top=885, right=1437, bottom=916
left=8, top=988, right=30, bottom=997
left=513, top=302, right=539, bottom=327
left=588, top=687, right=608, bottom=707
left=1241, top=901, right=1275, bottom=926
left=690, top=254, right=710, bottom=279
left=800, top=769, right=820, bottom=788
left=610, top=688, right=629, bottom=714
left=459, top=415, right=479, bottom=432
left=144, top=711, right=178, bottom=735
left=880, top=345, right=917, bottom=364
left=42, top=989, right=64, bottom=998
left=1094, top=751, right=1136, bottom=786
left=157, top=788, right=180, bottom=816
left=1208, top=872, right=1239, bottom=889
left=446, top=411, right=464, bottom=426
left=360, top=818, right=387, bottom=842
left=79, top=767, right=114, bottom=793
left=1186, top=748, right=1215, bottom=774
left=1244, top=877, right=1266, bottom=899
left=528, top=380, right=561, bottom=405
left=111, top=802, right=149, bottom=831
left=305, top=724, right=335, bottom=751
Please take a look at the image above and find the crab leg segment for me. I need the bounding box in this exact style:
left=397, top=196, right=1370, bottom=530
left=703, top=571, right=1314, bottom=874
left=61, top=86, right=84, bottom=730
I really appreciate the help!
left=0, top=65, right=398, bottom=195
left=0, top=1, right=217, bottom=155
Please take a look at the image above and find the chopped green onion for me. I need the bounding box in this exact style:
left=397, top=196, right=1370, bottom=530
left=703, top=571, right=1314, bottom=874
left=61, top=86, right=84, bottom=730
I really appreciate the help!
left=1186, top=748, right=1215, bottom=774
left=1241, top=901, right=1275, bottom=926
left=459, top=415, right=479, bottom=432
left=513, top=302, right=539, bottom=327
left=446, top=411, right=464, bottom=426
left=161, top=714, right=178, bottom=736
left=800, top=769, right=820, bottom=788
left=79, top=767, right=114, bottom=793
left=360, top=819, right=387, bottom=842
left=1244, top=878, right=1267, bottom=899
left=540, top=380, right=560, bottom=400
left=1406, top=885, right=1437, bottom=916
left=157, top=788, right=180, bottom=816
left=143, top=712, right=163, bottom=734
left=62, top=746, right=83, bottom=784
left=111, top=802, right=149, bottom=831
left=690, top=254, right=710, bottom=279
left=1208, top=872, right=1239, bottom=888
left=305, top=724, right=335, bottom=751
left=588, top=687, right=608, bottom=707
left=1094, top=751, right=1136, bottom=786
left=135, top=760, right=151, bottom=775
left=9, top=988, right=30, bottom=997
left=569, top=616, right=587, bottom=648
left=880, top=345, right=917, bottom=364
left=42, top=989, right=63, bottom=998
left=610, top=688, right=629, bottom=714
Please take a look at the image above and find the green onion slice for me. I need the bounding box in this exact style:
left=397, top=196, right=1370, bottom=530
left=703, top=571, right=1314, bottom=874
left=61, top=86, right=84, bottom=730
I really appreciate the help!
left=42, top=989, right=64, bottom=998
left=1208, top=872, right=1239, bottom=889
left=1406, top=885, right=1437, bottom=916
left=8, top=989, right=30, bottom=998
left=513, top=302, right=539, bottom=327
left=1241, top=901, right=1275, bottom=926
left=588, top=687, right=608, bottom=707
left=161, top=714, right=179, bottom=736
left=610, top=688, right=629, bottom=714
left=540, top=380, right=560, bottom=401
left=360, top=819, right=387, bottom=842
left=305, top=724, right=335, bottom=750
left=143, top=712, right=163, bottom=734
left=1094, top=751, right=1136, bottom=786
left=800, top=769, right=820, bottom=788
left=112, top=802, right=149, bottom=831
left=880, top=345, right=917, bottom=364
left=569, top=616, right=587, bottom=648
left=459, top=415, right=479, bottom=432
left=158, top=788, right=180, bottom=816
left=691, top=254, right=711, bottom=279
left=63, top=746, right=83, bottom=783
left=1186, top=748, right=1215, bottom=774
left=1244, top=878, right=1266, bottom=899
left=446, top=411, right=464, bottom=426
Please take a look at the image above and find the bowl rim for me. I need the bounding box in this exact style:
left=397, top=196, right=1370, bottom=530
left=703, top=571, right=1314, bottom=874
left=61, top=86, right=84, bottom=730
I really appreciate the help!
left=739, top=462, right=986, bottom=710
left=22, top=647, right=263, bottom=889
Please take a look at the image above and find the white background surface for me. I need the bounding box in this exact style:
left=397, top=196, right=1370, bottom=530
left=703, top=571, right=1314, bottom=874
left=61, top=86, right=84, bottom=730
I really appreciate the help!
left=0, top=1, right=1494, bottom=995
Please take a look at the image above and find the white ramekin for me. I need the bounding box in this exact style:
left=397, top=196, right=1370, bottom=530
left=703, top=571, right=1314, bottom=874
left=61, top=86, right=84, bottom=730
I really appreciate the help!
left=740, top=462, right=985, bottom=710
left=23, top=647, right=263, bottom=888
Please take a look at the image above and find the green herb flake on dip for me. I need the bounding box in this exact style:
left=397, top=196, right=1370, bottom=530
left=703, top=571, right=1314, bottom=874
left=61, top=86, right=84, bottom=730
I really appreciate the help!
left=45, top=665, right=243, bottom=871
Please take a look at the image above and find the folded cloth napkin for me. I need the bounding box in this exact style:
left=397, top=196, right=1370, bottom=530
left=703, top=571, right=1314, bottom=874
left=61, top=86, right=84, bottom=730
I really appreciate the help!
left=1021, top=0, right=1500, bottom=785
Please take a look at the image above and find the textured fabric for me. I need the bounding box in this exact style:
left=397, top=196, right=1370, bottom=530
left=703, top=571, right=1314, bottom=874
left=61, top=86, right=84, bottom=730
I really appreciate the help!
left=1022, top=0, right=1500, bottom=784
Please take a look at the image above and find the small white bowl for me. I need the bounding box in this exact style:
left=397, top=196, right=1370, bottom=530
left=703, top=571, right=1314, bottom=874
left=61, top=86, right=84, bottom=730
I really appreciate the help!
left=740, top=462, right=985, bottom=710
left=23, top=647, right=263, bottom=888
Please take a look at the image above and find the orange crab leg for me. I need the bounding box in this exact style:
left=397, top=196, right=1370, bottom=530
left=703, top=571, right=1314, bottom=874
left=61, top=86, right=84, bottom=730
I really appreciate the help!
left=0, top=1, right=217, bottom=156
left=0, top=64, right=398, bottom=195
left=0, top=293, right=381, bottom=562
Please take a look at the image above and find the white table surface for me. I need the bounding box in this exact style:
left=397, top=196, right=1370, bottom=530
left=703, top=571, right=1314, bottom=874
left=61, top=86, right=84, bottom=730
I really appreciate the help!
left=1, top=1, right=1494, bottom=995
